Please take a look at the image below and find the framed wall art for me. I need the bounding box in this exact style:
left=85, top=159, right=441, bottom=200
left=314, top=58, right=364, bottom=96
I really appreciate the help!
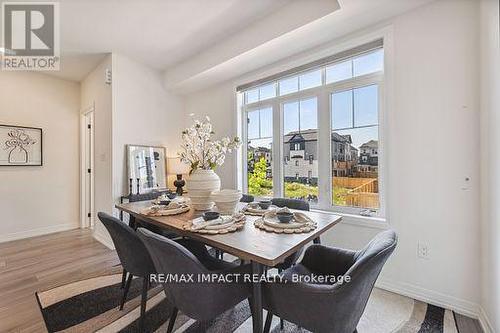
left=0, top=125, right=43, bottom=166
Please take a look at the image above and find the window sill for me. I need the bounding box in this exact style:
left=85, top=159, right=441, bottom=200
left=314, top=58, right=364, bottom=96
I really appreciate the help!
left=311, top=208, right=389, bottom=230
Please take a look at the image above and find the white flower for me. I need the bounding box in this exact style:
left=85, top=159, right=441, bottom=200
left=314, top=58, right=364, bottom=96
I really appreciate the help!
left=179, top=117, right=242, bottom=172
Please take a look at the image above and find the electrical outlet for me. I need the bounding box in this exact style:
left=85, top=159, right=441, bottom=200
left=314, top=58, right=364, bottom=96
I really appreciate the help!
left=417, top=242, right=429, bottom=260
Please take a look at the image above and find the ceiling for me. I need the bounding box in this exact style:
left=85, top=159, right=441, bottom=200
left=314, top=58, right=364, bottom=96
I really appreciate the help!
left=165, top=0, right=436, bottom=93
left=2, top=0, right=435, bottom=83
left=52, top=0, right=293, bottom=81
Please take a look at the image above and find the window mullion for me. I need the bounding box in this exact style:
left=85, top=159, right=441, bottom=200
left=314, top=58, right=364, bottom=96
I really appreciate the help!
left=272, top=100, right=282, bottom=198
left=317, top=88, right=331, bottom=209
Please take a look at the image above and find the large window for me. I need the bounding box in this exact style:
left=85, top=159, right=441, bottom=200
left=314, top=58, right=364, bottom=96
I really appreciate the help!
left=247, top=107, right=273, bottom=197
left=241, top=45, right=384, bottom=216
left=283, top=98, right=318, bottom=204
left=331, top=85, right=379, bottom=209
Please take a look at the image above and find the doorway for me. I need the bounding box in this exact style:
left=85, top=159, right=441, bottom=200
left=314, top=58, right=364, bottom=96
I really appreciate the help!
left=80, top=106, right=95, bottom=228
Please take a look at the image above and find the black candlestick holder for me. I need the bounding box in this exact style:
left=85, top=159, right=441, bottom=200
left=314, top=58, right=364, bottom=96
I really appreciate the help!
left=173, top=174, right=185, bottom=196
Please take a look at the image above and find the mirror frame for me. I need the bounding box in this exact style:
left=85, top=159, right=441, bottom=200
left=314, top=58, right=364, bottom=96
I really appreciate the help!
left=126, top=144, right=167, bottom=193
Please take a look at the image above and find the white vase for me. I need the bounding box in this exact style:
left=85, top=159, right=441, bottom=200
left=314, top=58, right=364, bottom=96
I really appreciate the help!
left=186, top=169, right=221, bottom=210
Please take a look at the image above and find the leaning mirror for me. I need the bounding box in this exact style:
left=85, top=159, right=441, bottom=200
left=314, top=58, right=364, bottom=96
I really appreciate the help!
left=126, top=145, right=166, bottom=192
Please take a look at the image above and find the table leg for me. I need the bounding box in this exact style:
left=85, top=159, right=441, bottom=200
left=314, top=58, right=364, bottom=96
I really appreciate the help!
left=129, top=215, right=136, bottom=230
left=251, top=261, right=263, bottom=333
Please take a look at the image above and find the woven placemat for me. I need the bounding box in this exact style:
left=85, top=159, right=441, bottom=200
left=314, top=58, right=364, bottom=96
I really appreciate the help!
left=141, top=205, right=190, bottom=216
left=254, top=218, right=317, bottom=234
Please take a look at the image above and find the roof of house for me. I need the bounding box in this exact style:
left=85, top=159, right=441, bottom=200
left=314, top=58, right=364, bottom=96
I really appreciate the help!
left=360, top=140, right=378, bottom=149
left=284, top=129, right=353, bottom=144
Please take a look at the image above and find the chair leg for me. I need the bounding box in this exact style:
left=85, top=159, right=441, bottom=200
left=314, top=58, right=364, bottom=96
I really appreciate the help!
left=120, top=269, right=127, bottom=289
left=263, top=311, right=273, bottom=333
left=167, top=307, right=178, bottom=333
left=120, top=274, right=133, bottom=310
left=139, top=277, right=148, bottom=332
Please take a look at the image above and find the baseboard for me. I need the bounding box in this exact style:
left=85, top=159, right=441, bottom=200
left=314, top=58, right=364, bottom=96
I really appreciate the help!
left=0, top=223, right=78, bottom=243
left=479, top=306, right=494, bottom=333
left=92, top=229, right=115, bottom=250
left=376, top=278, right=479, bottom=318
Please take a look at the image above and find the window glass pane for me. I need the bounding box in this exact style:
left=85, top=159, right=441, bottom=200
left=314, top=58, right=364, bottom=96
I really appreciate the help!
left=279, top=76, right=298, bottom=96
left=283, top=101, right=299, bottom=135
left=299, top=69, right=322, bottom=90
left=299, top=98, right=318, bottom=130
left=331, top=90, right=353, bottom=130
left=246, top=88, right=259, bottom=104
left=354, top=85, right=378, bottom=127
left=259, top=83, right=276, bottom=101
left=247, top=138, right=273, bottom=197
left=260, top=107, right=273, bottom=138
left=247, top=110, right=260, bottom=139
left=331, top=125, right=379, bottom=208
left=325, top=60, right=352, bottom=83
left=283, top=97, right=318, bottom=204
left=353, top=49, right=384, bottom=77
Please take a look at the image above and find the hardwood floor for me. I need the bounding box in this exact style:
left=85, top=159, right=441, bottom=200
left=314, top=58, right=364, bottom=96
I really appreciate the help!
left=0, top=229, right=483, bottom=333
left=0, top=229, right=119, bottom=332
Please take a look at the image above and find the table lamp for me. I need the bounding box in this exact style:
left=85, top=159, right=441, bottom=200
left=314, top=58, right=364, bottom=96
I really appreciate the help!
left=168, top=157, right=189, bottom=195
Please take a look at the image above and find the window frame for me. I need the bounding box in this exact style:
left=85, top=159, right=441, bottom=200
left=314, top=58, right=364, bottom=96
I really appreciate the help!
left=240, top=50, right=385, bottom=218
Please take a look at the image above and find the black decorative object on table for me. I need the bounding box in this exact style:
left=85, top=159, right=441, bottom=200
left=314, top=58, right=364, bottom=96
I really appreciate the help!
left=202, top=211, right=220, bottom=221
left=258, top=200, right=272, bottom=210
left=136, top=178, right=140, bottom=194
left=173, top=174, right=185, bottom=196
left=276, top=211, right=294, bottom=223
left=129, top=178, right=133, bottom=196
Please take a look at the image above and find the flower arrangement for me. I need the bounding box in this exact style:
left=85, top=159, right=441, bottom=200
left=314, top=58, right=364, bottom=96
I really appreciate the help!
left=179, top=117, right=241, bottom=173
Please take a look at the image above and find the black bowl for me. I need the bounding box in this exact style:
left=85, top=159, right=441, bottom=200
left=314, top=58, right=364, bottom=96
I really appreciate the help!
left=202, top=211, right=220, bottom=221
left=159, top=199, right=171, bottom=206
left=258, top=200, right=272, bottom=210
left=276, top=211, right=294, bottom=223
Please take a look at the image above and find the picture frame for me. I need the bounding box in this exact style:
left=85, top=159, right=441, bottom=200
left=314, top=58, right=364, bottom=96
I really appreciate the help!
left=0, top=124, right=43, bottom=166
left=126, top=144, right=167, bottom=193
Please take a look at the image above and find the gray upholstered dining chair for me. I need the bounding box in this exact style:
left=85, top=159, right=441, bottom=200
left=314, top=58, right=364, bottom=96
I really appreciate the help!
left=98, top=212, right=156, bottom=331
left=99, top=212, right=234, bottom=331
left=240, top=193, right=255, bottom=203
left=271, top=197, right=309, bottom=211
left=262, top=230, right=397, bottom=333
left=121, top=191, right=180, bottom=289
left=137, top=227, right=253, bottom=333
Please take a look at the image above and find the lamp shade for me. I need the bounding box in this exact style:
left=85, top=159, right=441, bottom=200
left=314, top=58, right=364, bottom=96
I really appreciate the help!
left=167, top=157, right=189, bottom=175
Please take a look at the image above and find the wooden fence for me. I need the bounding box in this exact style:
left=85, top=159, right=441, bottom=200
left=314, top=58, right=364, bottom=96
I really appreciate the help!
left=333, top=177, right=379, bottom=208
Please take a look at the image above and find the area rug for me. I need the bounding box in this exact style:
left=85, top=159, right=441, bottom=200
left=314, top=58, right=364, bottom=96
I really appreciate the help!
left=36, top=271, right=459, bottom=333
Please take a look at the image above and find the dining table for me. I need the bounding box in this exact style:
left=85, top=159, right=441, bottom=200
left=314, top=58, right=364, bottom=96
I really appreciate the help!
left=115, top=200, right=342, bottom=333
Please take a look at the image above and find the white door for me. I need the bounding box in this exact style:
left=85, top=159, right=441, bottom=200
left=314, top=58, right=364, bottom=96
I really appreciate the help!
left=81, top=108, right=94, bottom=228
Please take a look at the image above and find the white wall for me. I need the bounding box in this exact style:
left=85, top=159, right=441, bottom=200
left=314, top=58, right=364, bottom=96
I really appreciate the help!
left=0, top=72, right=80, bottom=242
left=479, top=0, right=500, bottom=331
left=185, top=0, right=482, bottom=316
left=112, top=53, right=186, bottom=211
left=81, top=54, right=114, bottom=246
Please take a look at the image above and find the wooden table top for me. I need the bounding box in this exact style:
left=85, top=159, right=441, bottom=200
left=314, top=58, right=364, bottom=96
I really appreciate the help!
left=115, top=201, right=342, bottom=267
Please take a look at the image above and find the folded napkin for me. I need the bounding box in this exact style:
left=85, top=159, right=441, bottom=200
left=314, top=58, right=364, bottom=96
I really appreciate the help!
left=263, top=207, right=313, bottom=224
left=244, top=202, right=277, bottom=214
left=191, top=213, right=245, bottom=230
left=141, top=199, right=189, bottom=215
